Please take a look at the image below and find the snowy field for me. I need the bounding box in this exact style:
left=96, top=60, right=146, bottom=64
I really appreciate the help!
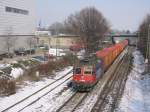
left=0, top=66, right=73, bottom=112
left=116, top=50, right=150, bottom=112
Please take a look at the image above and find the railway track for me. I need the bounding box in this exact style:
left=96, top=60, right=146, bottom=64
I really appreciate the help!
left=1, top=69, right=73, bottom=112
left=109, top=50, right=132, bottom=112
left=91, top=47, right=132, bottom=112
left=56, top=92, right=88, bottom=112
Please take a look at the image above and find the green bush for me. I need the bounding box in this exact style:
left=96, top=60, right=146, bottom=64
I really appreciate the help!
left=1, top=67, right=12, bottom=74
left=18, top=60, right=30, bottom=66
left=11, top=63, right=23, bottom=68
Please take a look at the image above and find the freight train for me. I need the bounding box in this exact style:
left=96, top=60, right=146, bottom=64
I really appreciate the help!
left=72, top=39, right=128, bottom=91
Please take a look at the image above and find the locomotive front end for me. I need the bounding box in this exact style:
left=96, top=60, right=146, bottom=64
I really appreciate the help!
left=72, top=65, right=96, bottom=91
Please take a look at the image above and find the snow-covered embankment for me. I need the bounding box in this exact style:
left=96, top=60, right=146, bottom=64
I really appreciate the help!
left=116, top=50, right=150, bottom=112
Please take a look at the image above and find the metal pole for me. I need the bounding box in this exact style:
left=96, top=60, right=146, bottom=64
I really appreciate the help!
left=148, top=25, right=150, bottom=72
left=136, top=32, right=139, bottom=49
left=55, top=25, right=58, bottom=60
left=145, top=29, right=148, bottom=60
left=56, top=37, right=58, bottom=59
left=48, top=37, right=51, bottom=48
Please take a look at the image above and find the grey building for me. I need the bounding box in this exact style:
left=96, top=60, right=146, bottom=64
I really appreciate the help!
left=0, top=0, right=36, bottom=51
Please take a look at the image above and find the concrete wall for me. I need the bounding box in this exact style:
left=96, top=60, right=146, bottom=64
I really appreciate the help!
left=38, top=36, right=80, bottom=49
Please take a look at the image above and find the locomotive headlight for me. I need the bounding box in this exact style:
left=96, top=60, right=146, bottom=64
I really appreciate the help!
left=81, top=80, right=85, bottom=82
left=116, top=40, right=119, bottom=43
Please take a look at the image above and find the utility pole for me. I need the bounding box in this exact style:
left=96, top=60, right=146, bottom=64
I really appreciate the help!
left=148, top=25, right=150, bottom=72
left=48, top=37, right=51, bottom=48
left=136, top=31, right=139, bottom=49
left=55, top=25, right=58, bottom=60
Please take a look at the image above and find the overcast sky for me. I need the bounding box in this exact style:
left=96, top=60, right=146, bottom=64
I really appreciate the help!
left=36, top=0, right=150, bottom=31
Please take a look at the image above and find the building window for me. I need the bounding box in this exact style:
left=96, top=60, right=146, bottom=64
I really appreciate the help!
left=5, top=6, right=29, bottom=15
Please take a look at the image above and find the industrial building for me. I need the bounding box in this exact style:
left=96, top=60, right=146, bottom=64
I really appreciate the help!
left=0, top=0, right=36, bottom=51
left=38, top=35, right=80, bottom=49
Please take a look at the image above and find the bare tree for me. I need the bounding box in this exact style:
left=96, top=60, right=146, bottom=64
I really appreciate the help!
left=3, top=27, right=17, bottom=57
left=48, top=22, right=68, bottom=35
left=138, top=14, right=150, bottom=57
left=65, top=7, right=110, bottom=53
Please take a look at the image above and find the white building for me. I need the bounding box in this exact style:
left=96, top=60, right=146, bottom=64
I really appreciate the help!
left=0, top=0, right=36, bottom=51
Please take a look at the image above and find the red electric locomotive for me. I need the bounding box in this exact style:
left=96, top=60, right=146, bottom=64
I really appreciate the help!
left=72, top=56, right=103, bottom=91
left=72, top=39, right=128, bottom=91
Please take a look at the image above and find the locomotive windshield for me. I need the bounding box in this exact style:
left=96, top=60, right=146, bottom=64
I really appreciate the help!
left=84, top=66, right=93, bottom=75
left=74, top=67, right=81, bottom=74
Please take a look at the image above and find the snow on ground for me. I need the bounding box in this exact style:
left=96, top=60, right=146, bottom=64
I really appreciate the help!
left=0, top=63, right=24, bottom=79
left=22, top=82, right=75, bottom=112
left=116, top=50, right=150, bottom=112
left=0, top=66, right=72, bottom=112
left=0, top=64, right=10, bottom=69
left=53, top=67, right=72, bottom=80
left=10, top=68, right=24, bottom=78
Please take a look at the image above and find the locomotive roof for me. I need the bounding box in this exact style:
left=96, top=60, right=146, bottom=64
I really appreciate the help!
left=74, top=54, right=98, bottom=67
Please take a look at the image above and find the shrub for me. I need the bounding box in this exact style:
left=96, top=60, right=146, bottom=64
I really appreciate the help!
left=1, top=67, right=12, bottom=74
left=11, top=63, right=23, bottom=68
left=0, top=75, right=16, bottom=96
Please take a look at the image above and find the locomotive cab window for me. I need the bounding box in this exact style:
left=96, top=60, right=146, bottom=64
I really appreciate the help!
left=84, top=66, right=93, bottom=75
left=74, top=68, right=81, bottom=74
left=92, top=71, right=95, bottom=75
left=84, top=71, right=92, bottom=74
